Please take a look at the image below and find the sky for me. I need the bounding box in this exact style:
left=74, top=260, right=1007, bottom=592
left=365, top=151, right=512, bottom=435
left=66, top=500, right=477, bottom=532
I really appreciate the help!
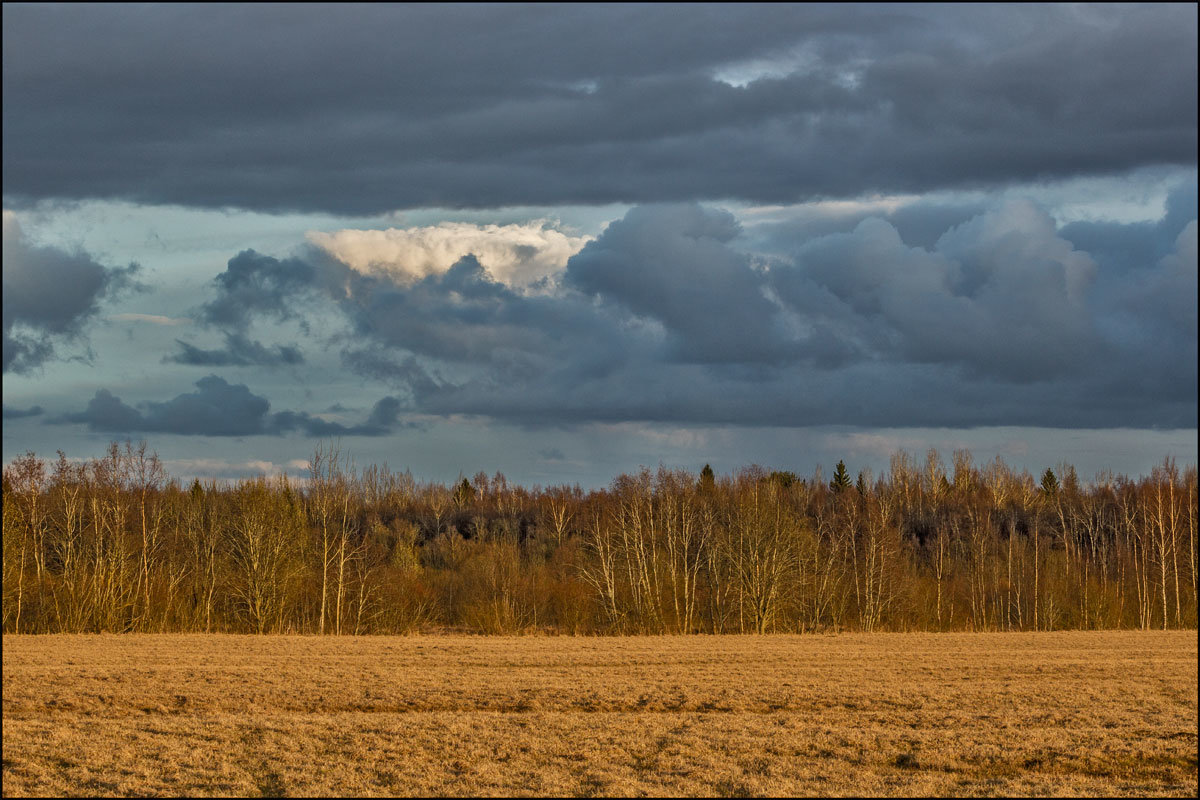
left=2, top=3, right=1197, bottom=488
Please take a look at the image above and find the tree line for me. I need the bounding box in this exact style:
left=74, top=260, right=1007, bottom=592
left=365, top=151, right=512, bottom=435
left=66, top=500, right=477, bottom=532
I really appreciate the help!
left=3, top=441, right=1196, bottom=634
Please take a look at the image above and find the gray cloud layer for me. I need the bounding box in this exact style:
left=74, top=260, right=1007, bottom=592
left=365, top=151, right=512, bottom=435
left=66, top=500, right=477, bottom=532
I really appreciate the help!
left=184, top=186, right=1197, bottom=430
left=2, top=215, right=139, bottom=373
left=164, top=249, right=317, bottom=368
left=165, top=332, right=305, bottom=368
left=59, top=375, right=404, bottom=438
left=2, top=405, right=43, bottom=420
left=4, top=4, right=1195, bottom=214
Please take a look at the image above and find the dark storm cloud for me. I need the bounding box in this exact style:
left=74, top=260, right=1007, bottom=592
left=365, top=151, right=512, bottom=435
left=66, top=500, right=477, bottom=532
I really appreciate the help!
left=565, top=204, right=790, bottom=364
left=1052, top=181, right=1199, bottom=406
left=769, top=202, right=1101, bottom=383
left=2, top=214, right=140, bottom=373
left=341, top=349, right=440, bottom=392
left=326, top=253, right=645, bottom=389
left=165, top=332, right=304, bottom=367
left=397, top=360, right=1197, bottom=431
left=4, top=4, right=1195, bottom=214
left=270, top=396, right=410, bottom=437
left=190, top=193, right=1193, bottom=430
left=166, top=249, right=314, bottom=368
left=1059, top=178, right=1199, bottom=277
left=325, top=207, right=859, bottom=378
left=2, top=405, right=43, bottom=419
left=199, top=250, right=316, bottom=331
left=744, top=199, right=992, bottom=253
left=59, top=376, right=271, bottom=436
left=57, top=375, right=404, bottom=437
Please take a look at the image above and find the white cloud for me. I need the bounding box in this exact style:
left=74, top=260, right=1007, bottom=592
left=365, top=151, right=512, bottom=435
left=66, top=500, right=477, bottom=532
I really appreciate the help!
left=824, top=432, right=954, bottom=462
left=306, top=220, right=590, bottom=287
left=711, top=42, right=820, bottom=88
left=162, top=457, right=298, bottom=481
left=594, top=422, right=710, bottom=449
left=738, top=194, right=920, bottom=225
left=108, top=313, right=190, bottom=326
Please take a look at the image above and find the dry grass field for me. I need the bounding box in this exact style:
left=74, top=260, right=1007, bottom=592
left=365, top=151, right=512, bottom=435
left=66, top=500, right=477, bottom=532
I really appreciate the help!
left=2, top=631, right=1196, bottom=797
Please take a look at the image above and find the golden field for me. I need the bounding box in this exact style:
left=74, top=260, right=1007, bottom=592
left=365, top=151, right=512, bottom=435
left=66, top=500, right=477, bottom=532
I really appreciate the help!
left=2, top=631, right=1196, bottom=797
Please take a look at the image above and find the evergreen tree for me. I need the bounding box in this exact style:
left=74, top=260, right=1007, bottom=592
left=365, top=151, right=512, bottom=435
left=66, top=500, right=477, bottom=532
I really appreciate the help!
left=1061, top=465, right=1079, bottom=495
left=830, top=460, right=852, bottom=493
left=769, top=470, right=799, bottom=489
left=454, top=477, right=474, bottom=507
left=699, top=463, right=716, bottom=492
left=1040, top=467, right=1059, bottom=497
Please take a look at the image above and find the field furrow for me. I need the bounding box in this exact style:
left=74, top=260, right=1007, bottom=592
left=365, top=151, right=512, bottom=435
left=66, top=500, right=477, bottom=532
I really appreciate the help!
left=3, top=631, right=1196, bottom=797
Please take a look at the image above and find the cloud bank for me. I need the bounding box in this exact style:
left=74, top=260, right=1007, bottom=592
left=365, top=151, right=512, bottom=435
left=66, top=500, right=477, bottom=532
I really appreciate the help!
left=2, top=405, right=43, bottom=420
left=165, top=333, right=305, bottom=368
left=308, top=221, right=590, bottom=287
left=2, top=212, right=139, bottom=373
left=181, top=187, right=1196, bottom=431
left=4, top=6, right=1194, bottom=461
left=59, top=375, right=405, bottom=438
left=3, top=4, right=1194, bottom=214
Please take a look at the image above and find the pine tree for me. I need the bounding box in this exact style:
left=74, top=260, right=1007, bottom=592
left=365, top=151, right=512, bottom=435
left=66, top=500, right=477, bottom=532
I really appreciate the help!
left=1040, top=467, right=1059, bottom=497
left=769, top=470, right=799, bottom=489
left=699, top=463, right=716, bottom=492
left=454, top=477, right=473, bottom=507
left=830, top=460, right=852, bottom=493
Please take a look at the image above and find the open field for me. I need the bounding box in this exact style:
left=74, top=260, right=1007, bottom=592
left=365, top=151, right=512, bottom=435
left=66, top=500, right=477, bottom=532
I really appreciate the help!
left=2, top=631, right=1196, bottom=797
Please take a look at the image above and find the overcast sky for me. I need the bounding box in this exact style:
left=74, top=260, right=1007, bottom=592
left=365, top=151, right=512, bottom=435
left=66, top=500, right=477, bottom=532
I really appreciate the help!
left=3, top=3, right=1196, bottom=487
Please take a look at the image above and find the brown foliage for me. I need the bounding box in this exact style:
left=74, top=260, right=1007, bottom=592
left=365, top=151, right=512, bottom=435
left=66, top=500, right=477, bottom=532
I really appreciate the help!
left=2, top=443, right=1197, bottom=634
